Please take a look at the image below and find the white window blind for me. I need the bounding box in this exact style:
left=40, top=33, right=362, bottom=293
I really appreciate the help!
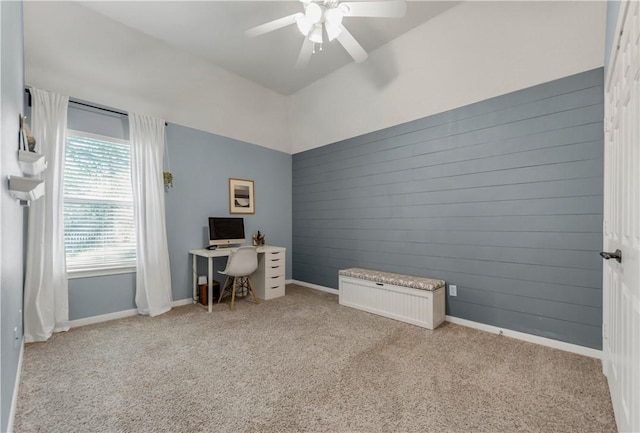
left=64, top=130, right=136, bottom=273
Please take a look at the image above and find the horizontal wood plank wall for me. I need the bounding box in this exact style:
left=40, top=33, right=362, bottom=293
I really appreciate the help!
left=292, top=68, right=604, bottom=349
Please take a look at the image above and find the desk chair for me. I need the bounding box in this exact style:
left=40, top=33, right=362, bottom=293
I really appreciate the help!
left=217, top=246, right=259, bottom=310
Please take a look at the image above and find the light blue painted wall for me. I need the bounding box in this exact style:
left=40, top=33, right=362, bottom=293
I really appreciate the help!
left=292, top=68, right=604, bottom=349
left=65, top=110, right=292, bottom=320
left=69, top=273, right=136, bottom=319
left=604, top=0, right=622, bottom=73
left=0, top=2, right=25, bottom=431
left=164, top=124, right=293, bottom=302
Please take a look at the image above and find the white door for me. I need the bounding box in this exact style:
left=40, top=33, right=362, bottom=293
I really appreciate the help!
left=603, top=1, right=640, bottom=432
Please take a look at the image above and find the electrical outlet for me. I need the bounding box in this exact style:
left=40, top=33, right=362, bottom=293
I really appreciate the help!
left=449, top=285, right=457, bottom=297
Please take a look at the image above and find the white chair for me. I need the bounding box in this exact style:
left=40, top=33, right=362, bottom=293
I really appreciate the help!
left=217, top=246, right=259, bottom=310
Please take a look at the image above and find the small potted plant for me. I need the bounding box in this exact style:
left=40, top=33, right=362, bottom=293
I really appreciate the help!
left=252, top=231, right=265, bottom=246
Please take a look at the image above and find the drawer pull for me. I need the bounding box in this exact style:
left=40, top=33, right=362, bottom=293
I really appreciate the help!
left=376, top=283, right=384, bottom=286
left=271, top=266, right=280, bottom=269
left=270, top=286, right=280, bottom=290
left=270, top=252, right=281, bottom=255
left=271, top=259, right=280, bottom=262
left=270, top=276, right=280, bottom=279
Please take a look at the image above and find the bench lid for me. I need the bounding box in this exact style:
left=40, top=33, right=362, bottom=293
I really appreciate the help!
left=339, top=268, right=445, bottom=291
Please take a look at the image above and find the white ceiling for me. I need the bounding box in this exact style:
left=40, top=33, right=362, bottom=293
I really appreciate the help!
left=77, top=1, right=459, bottom=95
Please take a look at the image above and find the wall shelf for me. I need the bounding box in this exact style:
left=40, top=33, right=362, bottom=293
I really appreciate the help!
left=18, top=150, right=47, bottom=176
left=8, top=175, right=45, bottom=202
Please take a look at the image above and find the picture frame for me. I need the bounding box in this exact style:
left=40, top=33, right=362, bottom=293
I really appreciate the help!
left=229, top=178, right=255, bottom=214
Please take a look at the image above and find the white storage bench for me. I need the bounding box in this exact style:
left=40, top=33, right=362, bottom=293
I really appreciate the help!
left=338, top=268, right=446, bottom=330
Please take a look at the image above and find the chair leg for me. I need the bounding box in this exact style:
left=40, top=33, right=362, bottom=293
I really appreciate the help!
left=247, top=277, right=259, bottom=304
left=230, top=277, right=237, bottom=310
left=218, top=276, right=229, bottom=304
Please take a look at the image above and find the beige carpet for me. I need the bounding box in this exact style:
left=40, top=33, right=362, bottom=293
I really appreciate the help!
left=14, top=284, right=616, bottom=433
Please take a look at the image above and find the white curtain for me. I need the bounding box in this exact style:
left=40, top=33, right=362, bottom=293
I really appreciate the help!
left=24, top=88, right=70, bottom=342
left=129, top=113, right=173, bottom=316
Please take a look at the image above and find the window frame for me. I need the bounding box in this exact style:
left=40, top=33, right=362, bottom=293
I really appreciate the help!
left=64, top=129, right=136, bottom=279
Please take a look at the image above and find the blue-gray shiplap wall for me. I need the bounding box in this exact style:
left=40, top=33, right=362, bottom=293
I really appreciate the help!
left=292, top=68, right=604, bottom=349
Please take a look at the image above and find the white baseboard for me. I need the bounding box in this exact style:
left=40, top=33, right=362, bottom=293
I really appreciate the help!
left=65, top=284, right=600, bottom=360
left=7, top=340, right=24, bottom=433
left=69, top=308, right=139, bottom=328
left=290, top=279, right=601, bottom=359
left=172, top=298, right=193, bottom=307
left=69, top=298, right=194, bottom=328
left=289, top=279, right=338, bottom=294
left=446, top=315, right=602, bottom=359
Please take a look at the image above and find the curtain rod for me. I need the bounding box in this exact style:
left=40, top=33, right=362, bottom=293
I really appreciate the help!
left=24, top=89, right=168, bottom=126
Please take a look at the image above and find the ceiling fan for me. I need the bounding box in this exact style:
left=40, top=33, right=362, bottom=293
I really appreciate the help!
left=245, top=0, right=407, bottom=68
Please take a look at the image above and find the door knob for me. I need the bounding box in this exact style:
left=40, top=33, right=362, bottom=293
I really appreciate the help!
left=600, top=249, right=622, bottom=263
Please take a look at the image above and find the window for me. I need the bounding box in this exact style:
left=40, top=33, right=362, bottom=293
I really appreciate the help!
left=63, top=130, right=136, bottom=276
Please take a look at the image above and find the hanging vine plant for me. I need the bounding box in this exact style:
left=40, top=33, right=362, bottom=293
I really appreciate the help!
left=163, top=171, right=173, bottom=189
left=162, top=126, right=173, bottom=191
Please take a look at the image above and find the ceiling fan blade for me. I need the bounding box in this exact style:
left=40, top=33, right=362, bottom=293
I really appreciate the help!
left=336, top=26, right=368, bottom=63
left=295, top=35, right=314, bottom=69
left=245, top=13, right=301, bottom=38
left=341, top=0, right=407, bottom=18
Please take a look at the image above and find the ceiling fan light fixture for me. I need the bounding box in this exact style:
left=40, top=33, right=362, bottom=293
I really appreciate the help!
left=325, top=7, right=344, bottom=27
left=309, top=23, right=323, bottom=44
left=296, top=15, right=313, bottom=36
left=305, top=2, right=322, bottom=24
left=338, top=3, right=350, bottom=16
left=326, top=23, right=342, bottom=41
left=325, top=6, right=344, bottom=41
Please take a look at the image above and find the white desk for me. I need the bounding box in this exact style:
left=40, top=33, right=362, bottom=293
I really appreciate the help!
left=189, top=245, right=286, bottom=312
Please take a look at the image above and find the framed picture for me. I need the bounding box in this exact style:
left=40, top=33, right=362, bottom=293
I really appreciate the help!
left=229, top=178, right=255, bottom=214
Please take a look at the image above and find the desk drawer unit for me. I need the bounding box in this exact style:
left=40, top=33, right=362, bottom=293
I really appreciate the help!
left=253, top=248, right=286, bottom=300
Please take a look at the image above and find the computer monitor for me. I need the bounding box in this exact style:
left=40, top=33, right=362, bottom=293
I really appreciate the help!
left=208, top=217, right=245, bottom=247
